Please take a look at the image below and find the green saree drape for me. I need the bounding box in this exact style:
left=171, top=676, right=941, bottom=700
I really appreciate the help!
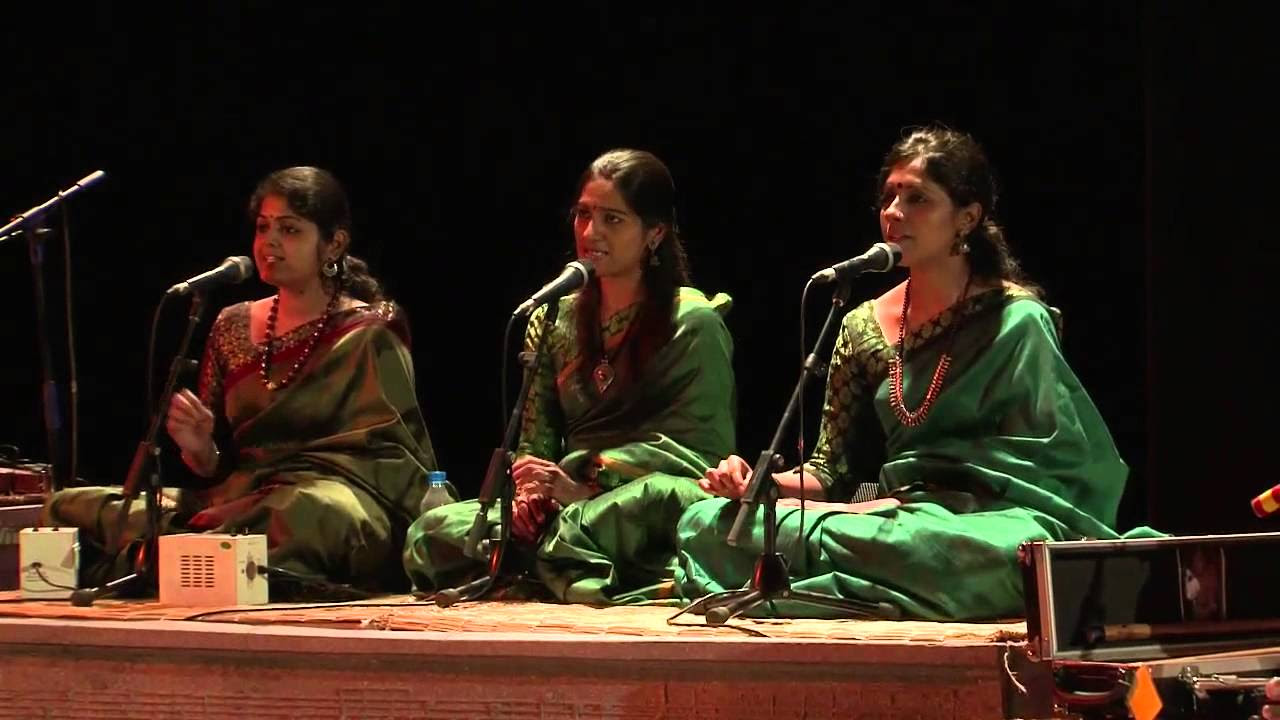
left=403, top=287, right=735, bottom=603
left=43, top=300, right=436, bottom=592
left=677, top=288, right=1159, bottom=620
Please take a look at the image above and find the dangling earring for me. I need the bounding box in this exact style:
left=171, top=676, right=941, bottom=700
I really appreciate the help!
left=322, top=258, right=340, bottom=277
left=648, top=242, right=661, bottom=267
left=951, top=231, right=970, bottom=256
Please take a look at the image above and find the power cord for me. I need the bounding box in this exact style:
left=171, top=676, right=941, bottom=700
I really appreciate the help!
left=248, top=563, right=377, bottom=603
left=22, top=561, right=78, bottom=591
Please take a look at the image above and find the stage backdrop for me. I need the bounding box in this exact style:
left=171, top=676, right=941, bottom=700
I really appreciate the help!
left=6, top=4, right=1261, bottom=537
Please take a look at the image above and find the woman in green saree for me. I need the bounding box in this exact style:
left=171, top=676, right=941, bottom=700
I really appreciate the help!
left=43, top=167, right=437, bottom=594
left=681, top=127, right=1151, bottom=621
left=403, top=149, right=735, bottom=604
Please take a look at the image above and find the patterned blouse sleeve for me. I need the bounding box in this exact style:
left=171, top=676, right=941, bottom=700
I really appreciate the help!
left=514, top=303, right=565, bottom=461
left=803, top=308, right=876, bottom=501
left=196, top=309, right=228, bottom=420
left=195, top=305, right=235, bottom=476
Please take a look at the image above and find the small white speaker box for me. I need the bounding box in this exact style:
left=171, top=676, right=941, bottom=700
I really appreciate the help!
left=18, top=527, right=79, bottom=599
left=158, top=533, right=268, bottom=606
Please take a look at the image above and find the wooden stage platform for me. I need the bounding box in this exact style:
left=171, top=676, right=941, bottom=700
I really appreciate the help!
left=0, top=593, right=1045, bottom=719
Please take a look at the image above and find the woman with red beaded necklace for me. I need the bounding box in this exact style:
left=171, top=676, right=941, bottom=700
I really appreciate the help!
left=680, top=127, right=1155, bottom=621
left=43, top=167, right=438, bottom=597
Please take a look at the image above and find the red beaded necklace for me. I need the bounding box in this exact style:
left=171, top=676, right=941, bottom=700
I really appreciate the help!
left=259, top=290, right=341, bottom=391
left=887, top=273, right=972, bottom=427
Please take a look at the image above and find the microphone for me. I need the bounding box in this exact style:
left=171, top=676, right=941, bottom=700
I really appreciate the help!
left=69, top=169, right=107, bottom=192
left=1251, top=484, right=1280, bottom=518
left=512, top=260, right=594, bottom=318
left=810, top=242, right=902, bottom=284
left=166, top=256, right=255, bottom=296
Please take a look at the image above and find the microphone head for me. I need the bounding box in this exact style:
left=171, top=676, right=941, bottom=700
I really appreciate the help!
left=567, top=259, right=595, bottom=281
left=512, top=259, right=595, bottom=318
left=875, top=242, right=903, bottom=270
left=75, top=170, right=107, bottom=189
left=166, top=256, right=256, bottom=296
left=225, top=256, right=255, bottom=281
left=809, top=241, right=903, bottom=283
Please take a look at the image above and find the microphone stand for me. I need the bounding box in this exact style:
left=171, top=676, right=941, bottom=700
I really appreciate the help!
left=70, top=291, right=207, bottom=606
left=1, top=171, right=104, bottom=491
left=25, top=220, right=68, bottom=492
left=433, top=300, right=560, bottom=607
left=672, top=278, right=901, bottom=626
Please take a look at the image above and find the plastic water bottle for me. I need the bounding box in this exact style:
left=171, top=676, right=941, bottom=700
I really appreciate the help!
left=419, top=470, right=455, bottom=515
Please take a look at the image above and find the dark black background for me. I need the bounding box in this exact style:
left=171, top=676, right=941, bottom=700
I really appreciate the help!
left=2, top=3, right=1270, bottom=535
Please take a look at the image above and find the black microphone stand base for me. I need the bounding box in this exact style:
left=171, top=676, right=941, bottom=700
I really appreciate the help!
left=433, top=539, right=513, bottom=607
left=67, top=485, right=161, bottom=606
left=69, top=569, right=148, bottom=607
left=432, top=580, right=481, bottom=608
left=428, top=453, right=532, bottom=608
left=672, top=551, right=899, bottom=626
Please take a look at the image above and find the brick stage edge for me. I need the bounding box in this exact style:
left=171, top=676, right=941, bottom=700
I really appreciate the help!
left=0, top=594, right=1048, bottom=719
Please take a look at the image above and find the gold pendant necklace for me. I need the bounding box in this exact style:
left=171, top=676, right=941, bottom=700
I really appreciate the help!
left=592, top=358, right=615, bottom=395
left=593, top=307, right=639, bottom=395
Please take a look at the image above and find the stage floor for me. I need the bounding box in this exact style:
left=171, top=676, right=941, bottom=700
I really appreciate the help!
left=0, top=592, right=1040, bottom=719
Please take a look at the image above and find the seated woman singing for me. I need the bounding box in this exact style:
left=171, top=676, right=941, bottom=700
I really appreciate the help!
left=678, top=126, right=1158, bottom=621
left=403, top=148, right=736, bottom=604
left=43, top=166, right=437, bottom=595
